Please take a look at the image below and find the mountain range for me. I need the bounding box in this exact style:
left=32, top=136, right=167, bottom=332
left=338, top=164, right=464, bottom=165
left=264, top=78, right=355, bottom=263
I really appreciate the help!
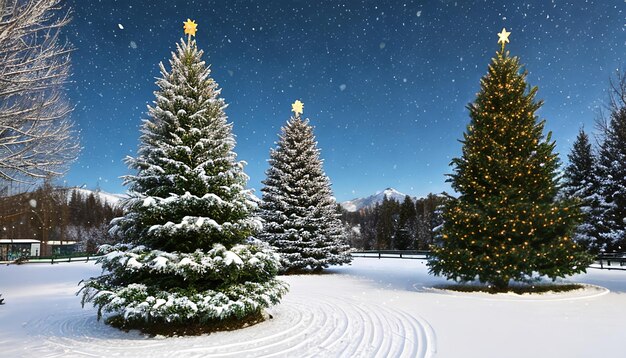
left=69, top=188, right=125, bottom=207
left=71, top=187, right=416, bottom=213
left=340, top=188, right=415, bottom=212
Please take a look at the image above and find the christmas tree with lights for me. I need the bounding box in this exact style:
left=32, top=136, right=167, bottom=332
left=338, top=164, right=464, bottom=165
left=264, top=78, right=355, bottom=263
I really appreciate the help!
left=79, top=20, right=287, bottom=333
left=260, top=101, right=351, bottom=273
left=428, top=29, right=593, bottom=291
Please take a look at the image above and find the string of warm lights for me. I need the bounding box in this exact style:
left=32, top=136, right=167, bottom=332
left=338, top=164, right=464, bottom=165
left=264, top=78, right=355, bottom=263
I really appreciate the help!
left=429, top=28, right=592, bottom=289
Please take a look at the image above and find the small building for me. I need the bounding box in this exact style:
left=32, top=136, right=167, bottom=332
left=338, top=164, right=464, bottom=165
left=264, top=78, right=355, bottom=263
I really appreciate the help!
left=0, top=239, right=78, bottom=261
left=47, top=240, right=78, bottom=256
left=0, top=239, right=41, bottom=261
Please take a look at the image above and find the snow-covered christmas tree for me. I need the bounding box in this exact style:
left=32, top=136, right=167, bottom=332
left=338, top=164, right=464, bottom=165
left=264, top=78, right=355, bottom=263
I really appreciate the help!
left=79, top=20, right=287, bottom=333
left=260, top=100, right=351, bottom=273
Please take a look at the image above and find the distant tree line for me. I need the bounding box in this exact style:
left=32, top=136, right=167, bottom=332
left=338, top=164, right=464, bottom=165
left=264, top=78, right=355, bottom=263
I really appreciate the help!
left=66, top=188, right=122, bottom=253
left=0, top=182, right=122, bottom=255
left=340, top=194, right=448, bottom=250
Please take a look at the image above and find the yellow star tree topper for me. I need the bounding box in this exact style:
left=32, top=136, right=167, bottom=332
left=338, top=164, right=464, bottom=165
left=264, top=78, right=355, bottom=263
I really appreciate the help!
left=291, top=100, right=304, bottom=117
left=497, top=27, right=511, bottom=51
left=183, top=19, right=198, bottom=37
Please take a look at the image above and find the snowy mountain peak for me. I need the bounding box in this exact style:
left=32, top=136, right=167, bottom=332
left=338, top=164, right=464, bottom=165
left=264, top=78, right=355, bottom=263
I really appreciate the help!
left=378, top=187, right=403, bottom=197
left=68, top=188, right=125, bottom=207
left=341, top=188, right=414, bottom=212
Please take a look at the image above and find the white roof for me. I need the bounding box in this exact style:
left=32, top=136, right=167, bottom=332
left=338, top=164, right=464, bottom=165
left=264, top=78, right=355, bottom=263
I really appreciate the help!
left=0, top=239, right=40, bottom=244
left=47, top=241, right=77, bottom=245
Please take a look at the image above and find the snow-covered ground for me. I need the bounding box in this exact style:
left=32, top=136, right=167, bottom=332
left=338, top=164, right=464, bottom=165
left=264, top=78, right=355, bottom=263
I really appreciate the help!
left=1, top=258, right=625, bottom=357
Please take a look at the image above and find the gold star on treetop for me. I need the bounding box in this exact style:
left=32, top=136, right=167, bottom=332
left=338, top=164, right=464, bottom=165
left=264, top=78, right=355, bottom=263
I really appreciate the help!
left=497, top=28, right=511, bottom=50
left=183, top=19, right=198, bottom=37
left=291, top=100, right=304, bottom=117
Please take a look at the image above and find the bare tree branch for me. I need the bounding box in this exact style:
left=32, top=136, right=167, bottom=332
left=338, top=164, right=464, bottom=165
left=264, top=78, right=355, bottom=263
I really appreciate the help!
left=609, top=68, right=626, bottom=111
left=593, top=68, right=626, bottom=146
left=0, top=0, right=79, bottom=187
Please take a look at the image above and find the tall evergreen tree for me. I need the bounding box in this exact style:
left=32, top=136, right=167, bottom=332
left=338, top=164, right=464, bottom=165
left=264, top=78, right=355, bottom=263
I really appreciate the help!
left=361, top=205, right=379, bottom=250
left=80, top=26, right=287, bottom=331
left=415, top=194, right=447, bottom=249
left=260, top=101, right=351, bottom=273
left=375, top=196, right=398, bottom=250
left=428, top=30, right=592, bottom=290
left=596, top=76, right=626, bottom=252
left=562, top=129, right=602, bottom=252
left=396, top=195, right=417, bottom=250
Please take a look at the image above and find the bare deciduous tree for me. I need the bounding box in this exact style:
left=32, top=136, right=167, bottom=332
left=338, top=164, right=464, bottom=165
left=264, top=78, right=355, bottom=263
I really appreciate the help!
left=0, top=0, right=79, bottom=186
left=609, top=68, right=626, bottom=111
left=594, top=69, right=626, bottom=142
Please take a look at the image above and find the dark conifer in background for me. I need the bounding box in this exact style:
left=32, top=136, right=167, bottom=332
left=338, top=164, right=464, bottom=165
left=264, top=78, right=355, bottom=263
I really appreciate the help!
left=562, top=129, right=602, bottom=252
left=396, top=196, right=418, bottom=250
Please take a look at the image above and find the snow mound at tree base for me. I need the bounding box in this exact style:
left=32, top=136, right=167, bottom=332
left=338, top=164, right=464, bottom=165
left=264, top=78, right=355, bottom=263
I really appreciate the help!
left=106, top=309, right=269, bottom=336
left=421, top=282, right=609, bottom=301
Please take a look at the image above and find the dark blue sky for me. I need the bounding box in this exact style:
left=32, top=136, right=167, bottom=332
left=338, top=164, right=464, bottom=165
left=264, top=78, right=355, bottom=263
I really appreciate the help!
left=62, top=0, right=625, bottom=201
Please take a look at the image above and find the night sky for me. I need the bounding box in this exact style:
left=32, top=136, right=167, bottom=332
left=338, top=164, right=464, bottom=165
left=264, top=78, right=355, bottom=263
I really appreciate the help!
left=62, top=0, right=626, bottom=201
